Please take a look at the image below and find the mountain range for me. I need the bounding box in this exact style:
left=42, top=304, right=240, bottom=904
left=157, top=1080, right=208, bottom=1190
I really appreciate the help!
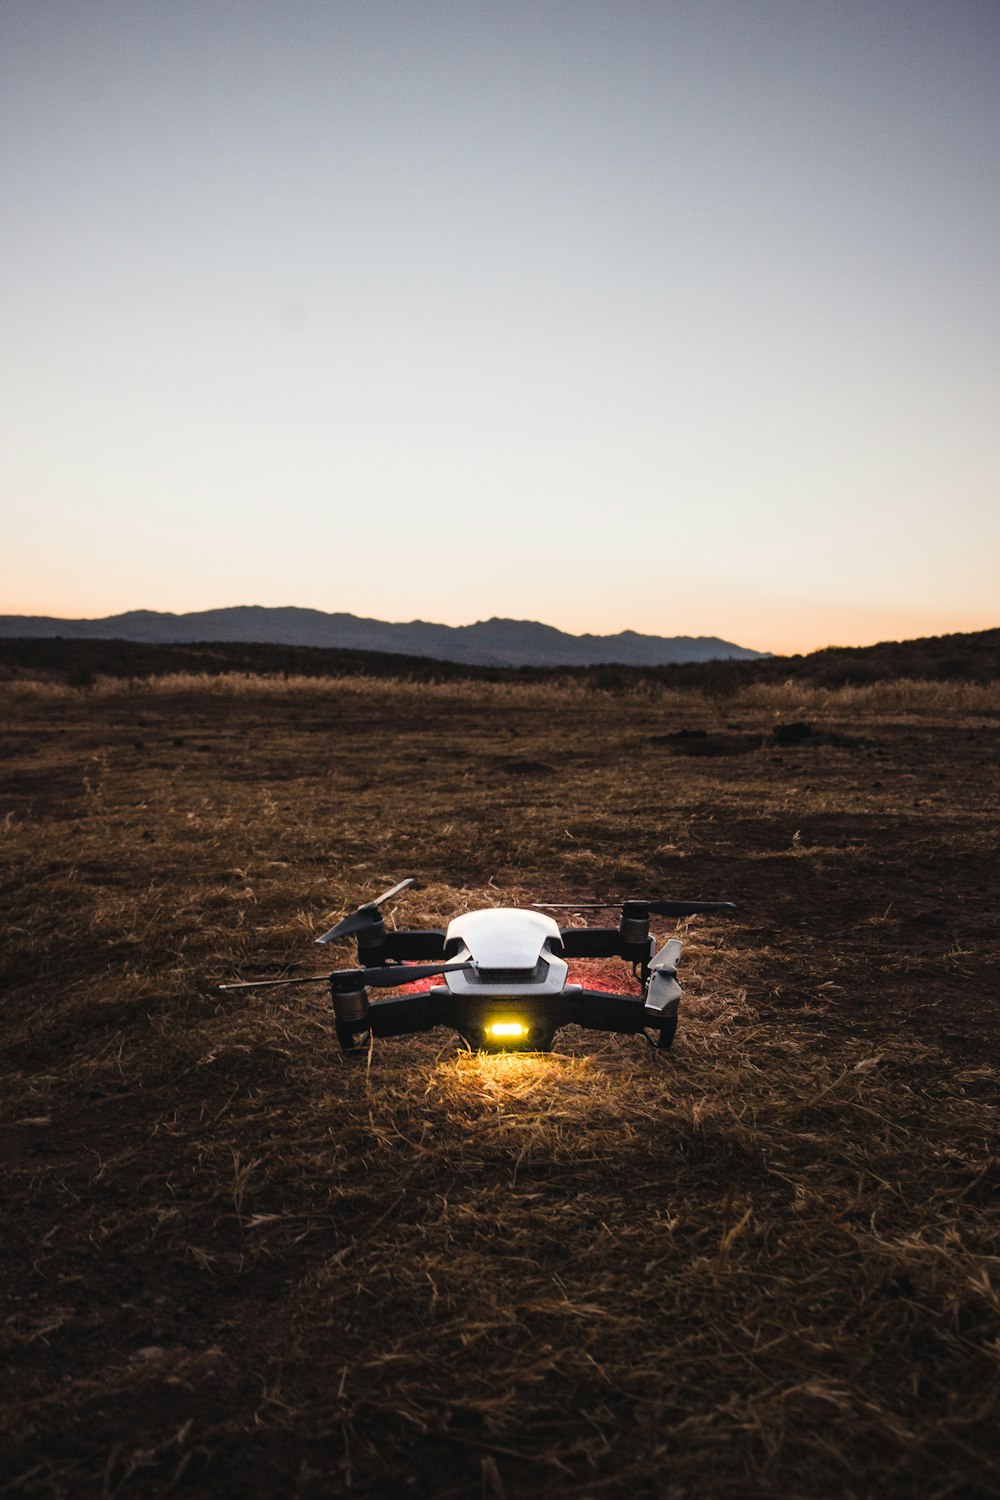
left=0, top=607, right=764, bottom=668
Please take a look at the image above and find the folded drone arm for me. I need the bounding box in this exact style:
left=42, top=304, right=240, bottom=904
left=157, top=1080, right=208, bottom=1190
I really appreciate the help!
left=574, top=988, right=650, bottom=1033
left=359, top=929, right=447, bottom=962
left=366, top=989, right=443, bottom=1038
left=558, top=927, right=655, bottom=965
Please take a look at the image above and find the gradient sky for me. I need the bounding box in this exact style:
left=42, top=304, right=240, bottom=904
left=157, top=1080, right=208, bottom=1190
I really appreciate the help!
left=2, top=0, right=998, bottom=654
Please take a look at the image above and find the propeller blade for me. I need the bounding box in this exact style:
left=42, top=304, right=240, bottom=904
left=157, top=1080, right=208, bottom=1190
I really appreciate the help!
left=532, top=902, right=619, bottom=910
left=534, top=899, right=736, bottom=916
left=219, top=960, right=475, bottom=994
left=646, top=938, right=683, bottom=1015
left=372, top=876, right=417, bottom=907
left=645, top=970, right=682, bottom=1014
left=650, top=938, right=683, bottom=973
left=340, top=961, right=475, bottom=989
left=219, top=975, right=332, bottom=991
left=315, top=906, right=379, bottom=944
left=315, top=877, right=418, bottom=945
left=640, top=900, right=736, bottom=917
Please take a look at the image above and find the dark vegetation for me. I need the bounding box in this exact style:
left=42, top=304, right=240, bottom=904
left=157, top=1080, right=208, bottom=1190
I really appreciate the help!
left=1, top=663, right=998, bottom=1497
left=0, top=624, right=998, bottom=691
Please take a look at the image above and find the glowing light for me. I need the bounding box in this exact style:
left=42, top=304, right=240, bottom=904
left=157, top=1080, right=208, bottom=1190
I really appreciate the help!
left=488, top=1021, right=526, bottom=1039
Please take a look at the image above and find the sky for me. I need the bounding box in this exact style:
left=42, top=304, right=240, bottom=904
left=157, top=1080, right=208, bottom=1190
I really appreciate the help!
left=2, top=0, right=998, bottom=655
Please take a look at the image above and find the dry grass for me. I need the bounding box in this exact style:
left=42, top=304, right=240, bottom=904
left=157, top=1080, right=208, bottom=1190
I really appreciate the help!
left=731, top=677, right=1000, bottom=719
left=1, top=675, right=998, bottom=1497
left=5, top=672, right=1000, bottom=720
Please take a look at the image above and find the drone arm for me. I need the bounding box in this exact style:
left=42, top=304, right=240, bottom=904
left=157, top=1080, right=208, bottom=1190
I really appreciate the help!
left=334, top=988, right=452, bottom=1044
left=574, top=987, right=681, bottom=1032
left=559, top=927, right=655, bottom=967
left=330, top=967, right=473, bottom=1048
left=574, top=988, right=648, bottom=1033
left=559, top=927, right=621, bottom=958
left=363, top=929, right=447, bottom=963
left=366, top=990, right=446, bottom=1038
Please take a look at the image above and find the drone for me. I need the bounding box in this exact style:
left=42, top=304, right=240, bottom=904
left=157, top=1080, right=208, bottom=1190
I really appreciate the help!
left=220, top=878, right=736, bottom=1054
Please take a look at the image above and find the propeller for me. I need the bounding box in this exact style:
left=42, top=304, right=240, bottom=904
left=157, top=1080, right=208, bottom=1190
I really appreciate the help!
left=650, top=937, right=683, bottom=973
left=219, top=960, right=476, bottom=994
left=633, top=900, right=735, bottom=917
left=534, top=899, right=736, bottom=917
left=315, top=876, right=418, bottom=945
left=533, top=903, right=618, bottom=910
left=645, top=938, right=683, bottom=1014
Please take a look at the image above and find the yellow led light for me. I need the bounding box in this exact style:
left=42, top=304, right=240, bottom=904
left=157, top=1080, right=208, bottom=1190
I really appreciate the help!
left=488, top=1021, right=526, bottom=1039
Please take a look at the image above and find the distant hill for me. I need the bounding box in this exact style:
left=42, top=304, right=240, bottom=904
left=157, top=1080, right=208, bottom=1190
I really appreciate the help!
left=0, top=626, right=996, bottom=690
left=0, top=606, right=763, bottom=668
left=649, top=626, right=1000, bottom=689
left=745, top=627, right=1000, bottom=687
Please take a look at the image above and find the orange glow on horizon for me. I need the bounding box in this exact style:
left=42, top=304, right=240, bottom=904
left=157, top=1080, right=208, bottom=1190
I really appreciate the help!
left=1, top=587, right=994, bottom=660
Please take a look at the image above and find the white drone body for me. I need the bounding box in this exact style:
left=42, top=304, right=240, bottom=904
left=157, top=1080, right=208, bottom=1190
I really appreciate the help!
left=442, top=909, right=569, bottom=995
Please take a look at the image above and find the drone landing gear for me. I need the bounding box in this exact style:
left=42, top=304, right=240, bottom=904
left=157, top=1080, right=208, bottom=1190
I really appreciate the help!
left=336, top=1023, right=370, bottom=1055
left=645, top=1017, right=677, bottom=1051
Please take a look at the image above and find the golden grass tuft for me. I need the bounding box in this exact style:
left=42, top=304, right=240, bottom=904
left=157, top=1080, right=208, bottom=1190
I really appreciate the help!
left=4, top=670, right=1000, bottom=720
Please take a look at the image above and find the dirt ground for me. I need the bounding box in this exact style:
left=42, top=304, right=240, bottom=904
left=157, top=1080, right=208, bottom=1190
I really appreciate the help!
left=1, top=675, right=998, bottom=1498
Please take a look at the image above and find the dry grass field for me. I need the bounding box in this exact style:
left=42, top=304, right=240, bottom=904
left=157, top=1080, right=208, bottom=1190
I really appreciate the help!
left=1, top=672, right=998, bottom=1498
